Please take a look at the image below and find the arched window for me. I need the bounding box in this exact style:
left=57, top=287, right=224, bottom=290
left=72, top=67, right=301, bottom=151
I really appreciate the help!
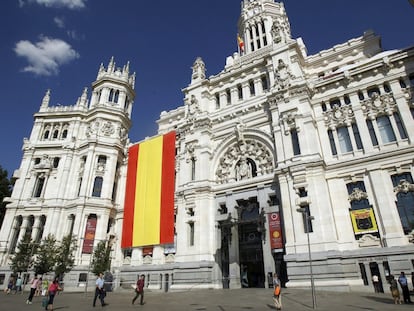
left=43, top=130, right=50, bottom=139
left=62, top=129, right=68, bottom=139
left=237, top=85, right=243, bottom=100
left=53, top=130, right=59, bottom=139
left=92, top=176, right=103, bottom=197
left=108, top=89, right=114, bottom=102
left=114, top=90, right=119, bottom=103
left=215, top=93, right=220, bottom=109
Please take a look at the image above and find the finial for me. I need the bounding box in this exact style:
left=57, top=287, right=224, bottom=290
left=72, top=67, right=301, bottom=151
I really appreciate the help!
left=41, top=89, right=51, bottom=107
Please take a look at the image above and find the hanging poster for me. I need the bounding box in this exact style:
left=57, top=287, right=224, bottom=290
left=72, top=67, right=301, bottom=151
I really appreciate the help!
left=350, top=208, right=378, bottom=235
left=268, top=212, right=284, bottom=250
left=82, top=216, right=97, bottom=254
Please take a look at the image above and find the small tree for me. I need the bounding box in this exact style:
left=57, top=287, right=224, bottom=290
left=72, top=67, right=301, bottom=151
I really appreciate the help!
left=55, top=234, right=77, bottom=279
left=10, top=234, right=36, bottom=275
left=0, top=165, right=12, bottom=229
left=33, top=234, right=57, bottom=275
left=91, top=241, right=111, bottom=275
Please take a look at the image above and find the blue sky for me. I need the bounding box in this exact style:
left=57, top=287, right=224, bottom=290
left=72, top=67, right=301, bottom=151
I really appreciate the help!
left=1, top=0, right=413, bottom=176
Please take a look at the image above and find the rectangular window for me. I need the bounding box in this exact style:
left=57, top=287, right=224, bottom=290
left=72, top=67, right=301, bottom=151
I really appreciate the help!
left=189, top=222, right=195, bottom=246
left=301, top=205, right=313, bottom=233
left=291, top=129, right=301, bottom=155
left=237, top=85, right=243, bottom=100
left=226, top=89, right=231, bottom=105
left=191, top=158, right=196, bottom=181
left=394, top=112, right=407, bottom=139
left=352, top=124, right=363, bottom=150
left=0, top=274, right=5, bottom=285
left=92, top=176, right=103, bottom=197
left=249, top=80, right=255, bottom=96
left=337, top=126, right=352, bottom=153
left=33, top=176, right=45, bottom=197
left=366, top=119, right=378, bottom=146
left=377, top=116, right=396, bottom=143
left=261, top=76, right=268, bottom=91
left=79, top=273, right=87, bottom=282
left=328, top=130, right=337, bottom=155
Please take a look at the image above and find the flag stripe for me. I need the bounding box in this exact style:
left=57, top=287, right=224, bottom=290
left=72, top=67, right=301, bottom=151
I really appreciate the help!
left=160, top=131, right=176, bottom=244
left=121, top=144, right=139, bottom=248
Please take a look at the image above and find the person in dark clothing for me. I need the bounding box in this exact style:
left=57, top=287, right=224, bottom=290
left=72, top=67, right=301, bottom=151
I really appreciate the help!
left=398, top=271, right=412, bottom=304
left=132, top=275, right=145, bottom=305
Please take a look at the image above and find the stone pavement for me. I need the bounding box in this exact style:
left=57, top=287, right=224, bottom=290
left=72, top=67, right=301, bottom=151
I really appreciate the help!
left=1, top=287, right=413, bottom=311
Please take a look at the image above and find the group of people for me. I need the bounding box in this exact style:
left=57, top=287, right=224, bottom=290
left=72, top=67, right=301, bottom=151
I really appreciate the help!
left=3, top=276, right=22, bottom=294
left=25, top=275, right=62, bottom=310
left=92, top=272, right=145, bottom=307
left=388, top=271, right=413, bottom=304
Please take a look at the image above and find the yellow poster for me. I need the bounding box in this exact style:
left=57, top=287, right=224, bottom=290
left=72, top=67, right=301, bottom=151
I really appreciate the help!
left=350, top=208, right=378, bottom=235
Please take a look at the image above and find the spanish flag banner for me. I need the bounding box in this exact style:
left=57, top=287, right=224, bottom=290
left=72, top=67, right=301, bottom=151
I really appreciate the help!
left=237, top=34, right=245, bottom=52
left=121, top=131, right=176, bottom=248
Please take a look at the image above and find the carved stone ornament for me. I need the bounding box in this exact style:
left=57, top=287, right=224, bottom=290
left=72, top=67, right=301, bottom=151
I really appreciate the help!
left=358, top=234, right=381, bottom=248
left=348, top=187, right=368, bottom=202
left=280, top=111, right=297, bottom=135
left=394, top=179, right=414, bottom=194
left=216, top=139, right=273, bottom=184
left=324, top=104, right=354, bottom=128
left=274, top=59, right=295, bottom=91
left=186, top=95, right=200, bottom=119
left=101, top=121, right=115, bottom=136
left=191, top=57, right=206, bottom=81
left=360, top=92, right=397, bottom=119
left=143, top=255, right=152, bottom=264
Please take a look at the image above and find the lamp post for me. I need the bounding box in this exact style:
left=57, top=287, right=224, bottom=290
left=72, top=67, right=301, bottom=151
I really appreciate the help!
left=297, top=207, right=317, bottom=309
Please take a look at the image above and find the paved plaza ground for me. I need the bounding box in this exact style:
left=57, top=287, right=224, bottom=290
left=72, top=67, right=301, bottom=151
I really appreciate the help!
left=1, top=287, right=413, bottom=311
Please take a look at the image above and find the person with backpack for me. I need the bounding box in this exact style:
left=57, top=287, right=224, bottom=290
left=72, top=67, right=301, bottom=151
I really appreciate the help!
left=272, top=272, right=282, bottom=310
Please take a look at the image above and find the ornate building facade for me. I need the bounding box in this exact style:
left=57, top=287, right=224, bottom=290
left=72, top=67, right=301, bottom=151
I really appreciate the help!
left=1, top=0, right=414, bottom=292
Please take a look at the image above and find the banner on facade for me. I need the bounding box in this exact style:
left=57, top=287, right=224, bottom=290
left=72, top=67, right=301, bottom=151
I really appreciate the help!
left=82, top=216, right=97, bottom=254
left=121, top=131, right=176, bottom=248
left=349, top=208, right=378, bottom=235
left=268, top=212, right=283, bottom=250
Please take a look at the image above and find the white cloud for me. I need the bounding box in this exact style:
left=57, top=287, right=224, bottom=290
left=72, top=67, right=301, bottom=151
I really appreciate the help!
left=54, top=17, right=65, bottom=28
left=14, top=36, right=80, bottom=76
left=20, top=0, right=87, bottom=9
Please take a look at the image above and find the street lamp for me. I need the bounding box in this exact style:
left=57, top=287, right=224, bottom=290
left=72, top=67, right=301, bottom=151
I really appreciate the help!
left=297, top=207, right=317, bottom=309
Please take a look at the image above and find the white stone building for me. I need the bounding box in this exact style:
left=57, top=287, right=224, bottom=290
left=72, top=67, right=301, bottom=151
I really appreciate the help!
left=1, top=0, right=414, bottom=293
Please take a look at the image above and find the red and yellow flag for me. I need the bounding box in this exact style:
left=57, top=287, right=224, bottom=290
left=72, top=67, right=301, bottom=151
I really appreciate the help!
left=237, top=34, right=245, bottom=52
left=121, top=131, right=176, bottom=248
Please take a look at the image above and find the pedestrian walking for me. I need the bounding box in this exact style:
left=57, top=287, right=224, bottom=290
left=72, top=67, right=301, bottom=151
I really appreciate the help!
left=15, top=276, right=22, bottom=294
left=42, top=278, right=49, bottom=296
left=35, top=277, right=43, bottom=296
left=132, top=274, right=145, bottom=305
left=372, top=274, right=380, bottom=293
left=92, top=273, right=107, bottom=307
left=45, top=278, right=62, bottom=310
left=398, top=271, right=412, bottom=304
left=26, top=275, right=40, bottom=304
left=272, top=272, right=282, bottom=310
left=389, top=275, right=402, bottom=304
